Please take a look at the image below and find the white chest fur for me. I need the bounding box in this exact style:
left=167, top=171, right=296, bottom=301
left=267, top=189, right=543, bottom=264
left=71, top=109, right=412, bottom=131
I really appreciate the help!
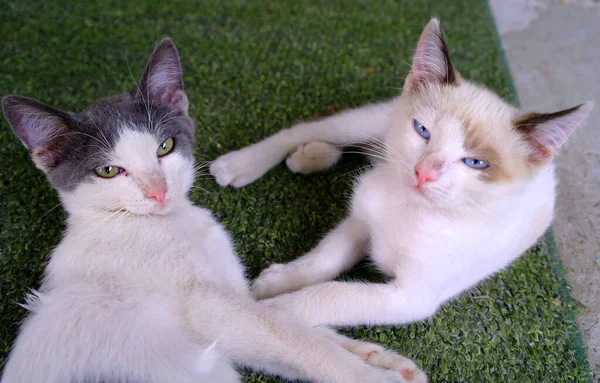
left=44, top=204, right=248, bottom=296
left=351, top=166, right=556, bottom=301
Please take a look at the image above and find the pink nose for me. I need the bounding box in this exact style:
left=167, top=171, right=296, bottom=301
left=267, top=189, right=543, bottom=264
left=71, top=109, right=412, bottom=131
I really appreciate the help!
left=415, top=164, right=441, bottom=186
left=146, top=188, right=167, bottom=203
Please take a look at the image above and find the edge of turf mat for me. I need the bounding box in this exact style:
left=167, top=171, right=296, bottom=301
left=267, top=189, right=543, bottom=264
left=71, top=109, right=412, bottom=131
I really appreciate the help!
left=545, top=230, right=594, bottom=383
left=484, top=4, right=593, bottom=381
left=483, top=2, right=519, bottom=106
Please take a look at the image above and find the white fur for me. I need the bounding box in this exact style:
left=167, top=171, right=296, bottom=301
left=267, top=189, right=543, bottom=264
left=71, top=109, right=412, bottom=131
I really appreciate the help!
left=212, top=93, right=570, bottom=327
left=286, top=141, right=343, bottom=174
left=254, top=160, right=556, bottom=326
left=2, top=128, right=426, bottom=383
left=209, top=19, right=591, bottom=334
left=210, top=101, right=394, bottom=187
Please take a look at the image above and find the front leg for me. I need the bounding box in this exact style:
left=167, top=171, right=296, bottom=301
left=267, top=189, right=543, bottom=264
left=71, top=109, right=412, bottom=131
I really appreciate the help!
left=252, top=217, right=369, bottom=299
left=210, top=100, right=395, bottom=187
left=261, top=281, right=440, bottom=327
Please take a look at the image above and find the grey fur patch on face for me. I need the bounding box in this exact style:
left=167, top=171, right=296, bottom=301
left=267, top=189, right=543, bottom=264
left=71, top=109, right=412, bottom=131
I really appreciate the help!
left=47, top=92, right=195, bottom=191
left=2, top=38, right=194, bottom=192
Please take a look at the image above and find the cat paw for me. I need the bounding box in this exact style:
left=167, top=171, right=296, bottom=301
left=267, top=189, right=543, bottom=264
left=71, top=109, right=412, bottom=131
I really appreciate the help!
left=360, top=350, right=427, bottom=383
left=319, top=331, right=427, bottom=383
left=210, top=144, right=283, bottom=187
left=251, top=263, right=302, bottom=299
left=286, top=141, right=342, bottom=174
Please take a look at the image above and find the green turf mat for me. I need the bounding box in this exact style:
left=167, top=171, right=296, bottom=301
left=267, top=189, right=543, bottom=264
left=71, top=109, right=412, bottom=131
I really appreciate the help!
left=0, top=1, right=593, bottom=382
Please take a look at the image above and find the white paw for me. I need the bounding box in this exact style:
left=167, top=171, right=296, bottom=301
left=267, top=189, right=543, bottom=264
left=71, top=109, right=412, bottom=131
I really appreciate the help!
left=319, top=331, right=427, bottom=383
left=251, top=263, right=304, bottom=299
left=286, top=141, right=342, bottom=174
left=210, top=144, right=283, bottom=187
left=361, top=349, right=427, bottom=383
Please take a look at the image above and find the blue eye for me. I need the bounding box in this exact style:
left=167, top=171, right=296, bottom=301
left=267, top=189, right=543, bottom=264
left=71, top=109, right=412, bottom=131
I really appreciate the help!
left=462, top=158, right=489, bottom=169
left=413, top=119, right=430, bottom=140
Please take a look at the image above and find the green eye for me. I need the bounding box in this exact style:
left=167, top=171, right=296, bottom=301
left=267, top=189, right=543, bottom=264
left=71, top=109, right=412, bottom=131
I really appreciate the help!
left=157, top=137, right=175, bottom=157
left=94, top=166, right=124, bottom=178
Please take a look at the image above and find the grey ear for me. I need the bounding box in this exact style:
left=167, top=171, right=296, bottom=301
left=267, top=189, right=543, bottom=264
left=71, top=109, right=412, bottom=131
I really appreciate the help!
left=136, top=38, right=188, bottom=114
left=2, top=95, right=72, bottom=171
left=404, top=18, right=458, bottom=92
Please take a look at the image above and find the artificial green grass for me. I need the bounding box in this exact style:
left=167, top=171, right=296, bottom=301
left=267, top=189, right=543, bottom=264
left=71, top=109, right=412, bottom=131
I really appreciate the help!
left=0, top=1, right=592, bottom=382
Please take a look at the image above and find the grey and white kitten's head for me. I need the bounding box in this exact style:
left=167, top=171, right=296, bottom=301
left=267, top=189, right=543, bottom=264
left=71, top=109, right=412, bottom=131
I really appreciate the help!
left=3, top=39, right=195, bottom=216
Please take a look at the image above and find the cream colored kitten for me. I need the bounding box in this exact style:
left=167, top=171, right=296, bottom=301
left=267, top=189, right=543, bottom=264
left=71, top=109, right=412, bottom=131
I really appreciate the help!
left=1, top=39, right=426, bottom=383
left=210, top=19, right=592, bottom=329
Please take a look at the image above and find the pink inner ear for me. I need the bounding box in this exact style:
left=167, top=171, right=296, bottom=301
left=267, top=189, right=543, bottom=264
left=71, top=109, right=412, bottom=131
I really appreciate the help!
left=158, top=85, right=183, bottom=106
left=412, top=29, right=437, bottom=74
left=529, top=118, right=579, bottom=150
left=34, top=147, right=60, bottom=168
left=22, top=123, right=47, bottom=148
left=405, top=20, right=456, bottom=92
left=518, top=102, right=594, bottom=163
left=408, top=32, right=437, bottom=90
left=17, top=110, right=66, bottom=150
left=528, top=144, right=551, bottom=163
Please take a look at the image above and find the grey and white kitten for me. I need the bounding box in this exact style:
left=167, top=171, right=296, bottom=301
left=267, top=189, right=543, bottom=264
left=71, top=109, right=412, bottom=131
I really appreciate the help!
left=1, top=39, right=426, bottom=383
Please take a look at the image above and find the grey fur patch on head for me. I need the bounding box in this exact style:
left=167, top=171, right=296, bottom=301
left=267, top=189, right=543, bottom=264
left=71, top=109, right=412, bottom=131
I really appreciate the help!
left=2, top=38, right=194, bottom=192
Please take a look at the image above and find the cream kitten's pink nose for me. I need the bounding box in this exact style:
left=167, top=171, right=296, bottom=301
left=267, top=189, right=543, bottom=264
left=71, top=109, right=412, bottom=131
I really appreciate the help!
left=415, top=160, right=442, bottom=186
left=145, top=187, right=167, bottom=203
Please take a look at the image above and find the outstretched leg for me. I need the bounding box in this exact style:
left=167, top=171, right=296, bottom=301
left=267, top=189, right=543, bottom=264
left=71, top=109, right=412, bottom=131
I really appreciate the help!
left=260, top=281, right=440, bottom=328
left=210, top=100, right=395, bottom=187
left=187, top=288, right=425, bottom=383
left=252, top=217, right=369, bottom=299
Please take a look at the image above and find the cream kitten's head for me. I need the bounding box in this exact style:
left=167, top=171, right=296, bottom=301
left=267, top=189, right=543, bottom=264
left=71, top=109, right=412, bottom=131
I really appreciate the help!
left=385, top=18, right=592, bottom=209
left=3, top=39, right=195, bottom=217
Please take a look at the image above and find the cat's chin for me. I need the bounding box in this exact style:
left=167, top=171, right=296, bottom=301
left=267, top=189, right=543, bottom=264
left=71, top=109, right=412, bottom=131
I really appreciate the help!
left=410, top=185, right=450, bottom=209
left=412, top=185, right=428, bottom=197
left=121, top=200, right=177, bottom=217
left=412, top=186, right=436, bottom=205
left=148, top=201, right=175, bottom=216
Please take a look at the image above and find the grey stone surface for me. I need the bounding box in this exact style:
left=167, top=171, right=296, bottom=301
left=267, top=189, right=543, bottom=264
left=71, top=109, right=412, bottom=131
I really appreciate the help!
left=491, top=0, right=600, bottom=379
